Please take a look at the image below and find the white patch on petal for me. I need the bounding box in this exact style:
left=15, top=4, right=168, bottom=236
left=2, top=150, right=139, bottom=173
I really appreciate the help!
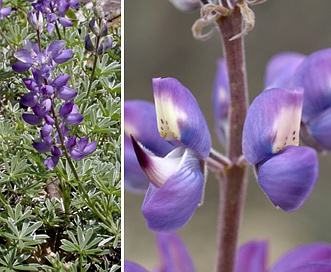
left=272, top=105, right=302, bottom=153
left=144, top=147, right=184, bottom=187
left=155, top=96, right=186, bottom=141
left=218, top=86, right=227, bottom=104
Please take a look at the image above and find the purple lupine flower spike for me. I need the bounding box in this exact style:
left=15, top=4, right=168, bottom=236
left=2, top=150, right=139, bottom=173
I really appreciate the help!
left=242, top=88, right=318, bottom=212
left=212, top=59, right=230, bottom=148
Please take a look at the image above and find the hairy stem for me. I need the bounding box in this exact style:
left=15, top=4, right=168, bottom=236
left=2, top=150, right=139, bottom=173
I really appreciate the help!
left=215, top=3, right=249, bottom=272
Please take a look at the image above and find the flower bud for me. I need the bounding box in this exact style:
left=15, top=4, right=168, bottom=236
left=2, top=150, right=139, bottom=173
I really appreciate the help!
left=27, top=11, right=44, bottom=32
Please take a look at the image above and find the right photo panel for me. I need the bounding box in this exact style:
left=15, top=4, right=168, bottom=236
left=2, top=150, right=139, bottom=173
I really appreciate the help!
left=124, top=1, right=331, bottom=271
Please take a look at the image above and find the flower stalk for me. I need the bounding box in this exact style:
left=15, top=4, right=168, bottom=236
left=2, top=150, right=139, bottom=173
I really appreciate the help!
left=214, top=2, right=249, bottom=271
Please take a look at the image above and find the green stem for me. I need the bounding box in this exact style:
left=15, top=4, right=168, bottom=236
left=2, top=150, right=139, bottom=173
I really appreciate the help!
left=50, top=105, right=111, bottom=229
left=85, top=35, right=100, bottom=100
left=0, top=28, right=15, bottom=52
left=214, top=2, right=249, bottom=272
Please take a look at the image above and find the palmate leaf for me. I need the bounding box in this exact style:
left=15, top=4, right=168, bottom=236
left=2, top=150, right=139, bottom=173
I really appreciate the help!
left=60, top=227, right=107, bottom=256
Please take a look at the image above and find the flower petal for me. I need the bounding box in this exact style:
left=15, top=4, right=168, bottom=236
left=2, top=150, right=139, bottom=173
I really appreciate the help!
left=257, top=146, right=318, bottom=212
left=70, top=148, right=84, bottom=161
left=212, top=59, right=230, bottom=148
left=153, top=77, right=211, bottom=159
left=12, top=62, right=32, bottom=73
left=32, top=141, right=52, bottom=153
left=83, top=141, right=96, bottom=155
left=0, top=6, right=11, bottom=18
left=58, top=86, right=77, bottom=100
left=131, top=136, right=184, bottom=188
left=20, top=93, right=38, bottom=107
left=305, top=107, right=331, bottom=150
left=124, top=261, right=149, bottom=272
left=14, top=49, right=34, bottom=64
left=44, top=155, right=60, bottom=169
left=53, top=49, right=73, bottom=64
left=235, top=240, right=267, bottom=272
left=286, top=261, right=331, bottom=272
left=142, top=148, right=204, bottom=232
left=22, top=113, right=42, bottom=125
left=292, top=48, right=331, bottom=123
left=156, top=232, right=196, bottom=272
left=264, top=52, right=305, bottom=90
left=65, top=113, right=83, bottom=125
left=242, top=88, right=303, bottom=165
left=269, top=242, right=331, bottom=272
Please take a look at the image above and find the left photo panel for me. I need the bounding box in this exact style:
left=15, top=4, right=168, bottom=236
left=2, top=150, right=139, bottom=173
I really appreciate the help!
left=0, top=0, right=121, bottom=270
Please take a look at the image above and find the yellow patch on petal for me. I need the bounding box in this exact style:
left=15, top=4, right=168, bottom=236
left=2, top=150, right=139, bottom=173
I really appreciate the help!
left=155, top=96, right=185, bottom=142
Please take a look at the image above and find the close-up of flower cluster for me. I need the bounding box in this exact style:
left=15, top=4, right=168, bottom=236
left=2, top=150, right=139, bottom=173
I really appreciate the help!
left=0, top=0, right=121, bottom=270
left=124, top=0, right=331, bottom=271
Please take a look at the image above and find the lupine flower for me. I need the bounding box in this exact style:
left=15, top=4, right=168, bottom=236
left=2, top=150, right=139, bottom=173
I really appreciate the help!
left=168, top=0, right=200, bottom=12
left=12, top=40, right=72, bottom=76
left=27, top=10, right=44, bottom=32
left=32, top=0, right=79, bottom=33
left=124, top=100, right=174, bottom=193
left=67, top=136, right=97, bottom=161
left=264, top=49, right=331, bottom=152
left=124, top=232, right=195, bottom=272
left=242, top=87, right=318, bottom=212
left=0, top=0, right=11, bottom=20
left=235, top=240, right=331, bottom=272
left=212, top=59, right=230, bottom=148
left=129, top=77, right=211, bottom=231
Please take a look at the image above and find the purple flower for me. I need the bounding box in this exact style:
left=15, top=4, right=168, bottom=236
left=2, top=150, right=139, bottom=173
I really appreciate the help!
left=125, top=232, right=195, bottom=272
left=68, top=136, right=97, bottom=161
left=32, top=0, right=79, bottom=34
left=242, top=88, right=318, bottom=212
left=0, top=0, right=11, bottom=20
left=44, top=146, right=62, bottom=169
left=212, top=59, right=230, bottom=148
left=59, top=102, right=83, bottom=125
left=12, top=40, right=72, bottom=76
left=235, top=240, right=331, bottom=272
left=129, top=77, right=211, bottom=231
left=264, top=49, right=331, bottom=152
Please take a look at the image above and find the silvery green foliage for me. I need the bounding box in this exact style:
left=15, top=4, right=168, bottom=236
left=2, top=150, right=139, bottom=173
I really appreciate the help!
left=0, top=0, right=121, bottom=270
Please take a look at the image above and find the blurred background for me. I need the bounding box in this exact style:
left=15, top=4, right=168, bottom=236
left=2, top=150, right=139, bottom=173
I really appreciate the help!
left=124, top=1, right=331, bottom=270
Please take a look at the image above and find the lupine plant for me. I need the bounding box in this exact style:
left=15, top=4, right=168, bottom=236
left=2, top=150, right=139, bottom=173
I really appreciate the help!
left=125, top=1, right=331, bottom=271
left=0, top=0, right=121, bottom=270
